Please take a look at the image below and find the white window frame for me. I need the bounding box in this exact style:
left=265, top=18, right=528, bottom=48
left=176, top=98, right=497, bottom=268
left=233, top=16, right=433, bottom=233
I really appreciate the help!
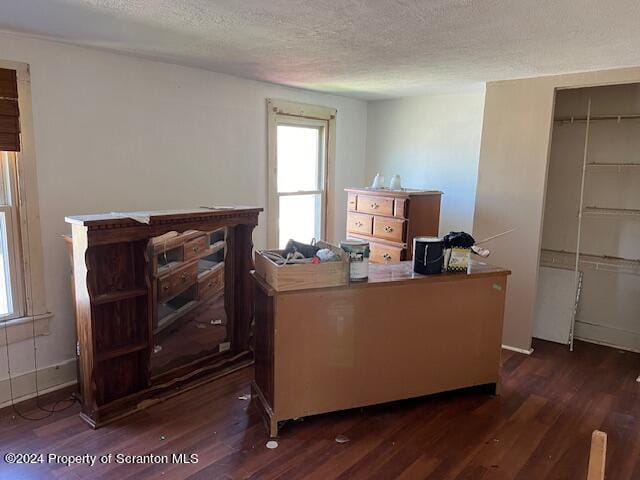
left=266, top=99, right=337, bottom=249
left=0, top=59, right=51, bottom=345
left=0, top=151, right=26, bottom=321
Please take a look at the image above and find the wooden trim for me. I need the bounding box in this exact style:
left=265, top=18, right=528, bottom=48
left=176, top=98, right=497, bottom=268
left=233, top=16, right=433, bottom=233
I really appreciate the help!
left=251, top=381, right=278, bottom=438
left=267, top=99, right=336, bottom=121
left=0, top=60, right=49, bottom=320
left=587, top=430, right=607, bottom=480
left=266, top=99, right=337, bottom=248
left=267, top=101, right=278, bottom=248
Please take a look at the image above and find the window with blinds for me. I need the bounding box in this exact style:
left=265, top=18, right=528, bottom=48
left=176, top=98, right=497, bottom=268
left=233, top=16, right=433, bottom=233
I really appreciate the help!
left=0, top=68, right=20, bottom=152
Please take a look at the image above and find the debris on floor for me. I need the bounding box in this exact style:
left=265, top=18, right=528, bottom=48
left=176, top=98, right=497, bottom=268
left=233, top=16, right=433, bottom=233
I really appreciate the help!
left=238, top=394, right=251, bottom=401
left=335, top=435, right=350, bottom=444
left=195, top=322, right=207, bottom=329
left=153, top=345, right=162, bottom=353
left=636, top=374, right=640, bottom=383
left=211, top=319, right=223, bottom=325
left=160, top=435, right=166, bottom=441
left=266, top=440, right=278, bottom=449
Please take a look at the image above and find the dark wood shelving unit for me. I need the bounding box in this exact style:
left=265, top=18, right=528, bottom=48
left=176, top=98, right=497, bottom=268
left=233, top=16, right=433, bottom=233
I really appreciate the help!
left=66, top=207, right=262, bottom=428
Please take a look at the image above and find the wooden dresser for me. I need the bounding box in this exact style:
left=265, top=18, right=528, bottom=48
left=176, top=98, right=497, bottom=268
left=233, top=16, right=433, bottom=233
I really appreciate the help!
left=65, top=207, right=261, bottom=428
left=345, top=188, right=442, bottom=262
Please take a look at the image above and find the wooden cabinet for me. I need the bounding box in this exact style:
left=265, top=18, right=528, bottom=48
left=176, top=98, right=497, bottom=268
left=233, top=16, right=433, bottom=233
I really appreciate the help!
left=345, top=188, right=442, bottom=262
left=252, top=261, right=510, bottom=437
left=66, top=207, right=261, bottom=428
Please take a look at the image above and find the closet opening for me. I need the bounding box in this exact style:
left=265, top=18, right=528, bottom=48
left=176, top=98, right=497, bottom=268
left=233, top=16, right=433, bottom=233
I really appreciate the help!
left=534, top=83, right=640, bottom=352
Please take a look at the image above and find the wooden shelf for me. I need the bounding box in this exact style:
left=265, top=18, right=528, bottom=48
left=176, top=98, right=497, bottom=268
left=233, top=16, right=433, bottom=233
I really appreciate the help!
left=93, top=289, right=147, bottom=305
left=151, top=230, right=203, bottom=254
left=96, top=342, right=147, bottom=362
left=540, top=249, right=640, bottom=276
left=583, top=207, right=640, bottom=218
left=155, top=300, right=198, bottom=334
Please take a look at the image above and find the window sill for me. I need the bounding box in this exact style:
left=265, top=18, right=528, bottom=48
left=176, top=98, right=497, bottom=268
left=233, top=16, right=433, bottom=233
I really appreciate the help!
left=0, top=312, right=53, bottom=346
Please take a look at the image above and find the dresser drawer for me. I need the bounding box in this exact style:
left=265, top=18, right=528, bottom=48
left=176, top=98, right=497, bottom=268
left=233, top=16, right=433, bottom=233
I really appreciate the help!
left=158, top=262, right=198, bottom=303
left=373, top=216, right=405, bottom=243
left=357, top=195, right=394, bottom=216
left=370, top=242, right=404, bottom=263
left=183, top=235, right=209, bottom=262
left=198, top=265, right=224, bottom=300
left=347, top=212, right=373, bottom=235
left=347, top=192, right=358, bottom=211
left=394, top=198, right=406, bottom=218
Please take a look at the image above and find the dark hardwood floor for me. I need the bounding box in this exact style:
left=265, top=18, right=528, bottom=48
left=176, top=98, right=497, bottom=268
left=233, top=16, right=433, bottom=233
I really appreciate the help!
left=1, top=339, right=639, bottom=479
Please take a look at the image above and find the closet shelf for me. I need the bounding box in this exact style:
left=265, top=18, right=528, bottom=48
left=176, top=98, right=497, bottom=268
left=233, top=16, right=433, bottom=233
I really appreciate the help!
left=582, top=207, right=640, bottom=218
left=587, top=163, right=640, bottom=171
left=555, top=113, right=640, bottom=123
left=540, top=249, right=640, bottom=276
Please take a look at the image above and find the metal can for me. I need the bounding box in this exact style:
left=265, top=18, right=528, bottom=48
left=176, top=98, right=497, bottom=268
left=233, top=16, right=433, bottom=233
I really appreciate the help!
left=340, top=239, right=370, bottom=281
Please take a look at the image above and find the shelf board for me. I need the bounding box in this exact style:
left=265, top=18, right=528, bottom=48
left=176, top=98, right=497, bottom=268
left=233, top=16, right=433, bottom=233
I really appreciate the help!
left=555, top=114, right=640, bottom=123
left=197, top=260, right=224, bottom=279
left=540, top=249, right=640, bottom=276
left=155, top=300, right=199, bottom=334
left=587, top=163, right=640, bottom=171
left=93, top=289, right=147, bottom=305
left=583, top=207, right=640, bottom=218
left=96, top=342, right=147, bottom=362
left=151, top=230, right=204, bottom=254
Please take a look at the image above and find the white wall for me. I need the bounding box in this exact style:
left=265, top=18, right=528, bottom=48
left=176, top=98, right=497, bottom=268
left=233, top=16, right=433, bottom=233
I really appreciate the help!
left=365, top=92, right=485, bottom=234
left=0, top=32, right=367, bottom=396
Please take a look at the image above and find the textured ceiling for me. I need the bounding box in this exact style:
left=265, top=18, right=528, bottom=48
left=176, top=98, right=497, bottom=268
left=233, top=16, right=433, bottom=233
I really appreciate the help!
left=1, top=0, right=640, bottom=99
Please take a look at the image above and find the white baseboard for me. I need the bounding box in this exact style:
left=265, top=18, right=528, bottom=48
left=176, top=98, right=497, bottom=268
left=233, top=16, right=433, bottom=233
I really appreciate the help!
left=0, top=358, right=77, bottom=408
left=502, top=344, right=534, bottom=355
left=574, top=321, right=640, bottom=353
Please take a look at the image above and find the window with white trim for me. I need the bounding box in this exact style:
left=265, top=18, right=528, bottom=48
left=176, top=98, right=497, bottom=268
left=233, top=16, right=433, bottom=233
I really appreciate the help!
left=267, top=100, right=337, bottom=249
left=0, top=151, right=24, bottom=320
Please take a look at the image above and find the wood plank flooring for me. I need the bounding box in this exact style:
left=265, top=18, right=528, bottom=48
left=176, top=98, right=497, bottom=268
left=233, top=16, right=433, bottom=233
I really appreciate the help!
left=1, top=339, right=639, bottom=479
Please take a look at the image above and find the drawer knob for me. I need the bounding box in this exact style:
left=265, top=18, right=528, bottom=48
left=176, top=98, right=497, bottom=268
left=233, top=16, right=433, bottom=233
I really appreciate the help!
left=193, top=246, right=200, bottom=252
left=355, top=221, right=363, bottom=227
left=383, top=253, right=392, bottom=261
left=371, top=203, right=379, bottom=209
left=207, top=282, right=213, bottom=287
left=162, top=285, right=170, bottom=290
left=180, top=272, right=188, bottom=281
left=384, top=225, right=393, bottom=233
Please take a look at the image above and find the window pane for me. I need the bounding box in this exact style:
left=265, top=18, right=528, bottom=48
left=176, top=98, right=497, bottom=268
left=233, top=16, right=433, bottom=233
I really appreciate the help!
left=0, top=152, right=10, bottom=206
left=278, top=194, right=321, bottom=249
left=0, top=212, right=13, bottom=316
left=277, top=125, right=321, bottom=193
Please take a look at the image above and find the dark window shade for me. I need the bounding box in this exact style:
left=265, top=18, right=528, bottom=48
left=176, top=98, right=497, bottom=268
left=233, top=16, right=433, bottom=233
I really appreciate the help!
left=0, top=68, right=20, bottom=152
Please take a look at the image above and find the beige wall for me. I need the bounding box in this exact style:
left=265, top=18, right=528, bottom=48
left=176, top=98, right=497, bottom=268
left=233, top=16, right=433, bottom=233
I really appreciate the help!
left=365, top=92, right=485, bottom=234
left=0, top=32, right=367, bottom=398
left=474, top=67, right=640, bottom=351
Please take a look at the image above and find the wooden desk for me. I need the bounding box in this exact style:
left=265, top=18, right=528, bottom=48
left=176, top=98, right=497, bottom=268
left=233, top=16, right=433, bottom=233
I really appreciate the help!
left=252, top=260, right=510, bottom=437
